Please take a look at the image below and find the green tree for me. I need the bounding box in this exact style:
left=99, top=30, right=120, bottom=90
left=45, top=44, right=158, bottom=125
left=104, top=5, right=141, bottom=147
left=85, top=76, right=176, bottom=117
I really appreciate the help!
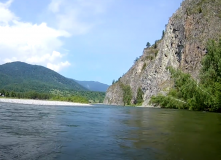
left=5, top=91, right=9, bottom=97
left=136, top=87, right=144, bottom=104
left=10, top=91, right=16, bottom=97
left=154, top=40, right=157, bottom=49
left=200, top=39, right=221, bottom=110
left=150, top=38, right=221, bottom=112
left=134, top=57, right=139, bottom=63
left=146, top=42, right=151, bottom=48
left=162, top=30, right=165, bottom=39
left=0, top=89, right=5, bottom=96
left=120, top=83, right=132, bottom=106
left=200, top=39, right=221, bottom=86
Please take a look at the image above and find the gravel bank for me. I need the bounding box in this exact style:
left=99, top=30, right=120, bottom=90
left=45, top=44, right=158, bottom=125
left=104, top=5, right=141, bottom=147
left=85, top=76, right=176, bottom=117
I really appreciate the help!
left=0, top=98, right=91, bottom=106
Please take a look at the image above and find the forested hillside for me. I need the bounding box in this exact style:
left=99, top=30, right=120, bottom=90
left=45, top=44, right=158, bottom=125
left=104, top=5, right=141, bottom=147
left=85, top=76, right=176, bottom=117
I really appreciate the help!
left=0, top=62, right=105, bottom=103
left=0, top=61, right=87, bottom=92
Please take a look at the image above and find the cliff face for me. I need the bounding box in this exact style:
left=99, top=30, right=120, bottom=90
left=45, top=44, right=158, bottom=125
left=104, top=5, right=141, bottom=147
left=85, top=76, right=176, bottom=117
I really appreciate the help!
left=104, top=0, right=221, bottom=106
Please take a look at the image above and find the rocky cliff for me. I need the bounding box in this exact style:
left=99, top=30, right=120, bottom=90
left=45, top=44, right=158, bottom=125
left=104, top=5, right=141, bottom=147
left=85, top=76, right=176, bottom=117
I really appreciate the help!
left=104, top=0, right=221, bottom=106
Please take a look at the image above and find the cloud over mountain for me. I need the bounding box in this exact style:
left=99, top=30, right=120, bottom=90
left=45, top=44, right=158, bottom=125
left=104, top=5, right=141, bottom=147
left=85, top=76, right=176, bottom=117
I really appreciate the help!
left=0, top=0, right=70, bottom=72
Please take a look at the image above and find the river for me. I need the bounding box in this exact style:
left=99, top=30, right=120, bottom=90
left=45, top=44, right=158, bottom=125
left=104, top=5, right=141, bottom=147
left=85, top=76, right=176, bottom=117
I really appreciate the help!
left=0, top=103, right=221, bottom=160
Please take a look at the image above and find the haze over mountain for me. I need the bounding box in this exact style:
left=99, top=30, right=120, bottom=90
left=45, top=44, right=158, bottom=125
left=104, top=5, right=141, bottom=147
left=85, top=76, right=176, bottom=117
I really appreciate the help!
left=74, top=80, right=109, bottom=92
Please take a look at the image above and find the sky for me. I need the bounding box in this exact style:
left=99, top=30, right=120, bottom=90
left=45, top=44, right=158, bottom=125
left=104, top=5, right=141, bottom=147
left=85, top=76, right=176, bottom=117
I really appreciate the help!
left=0, top=0, right=183, bottom=85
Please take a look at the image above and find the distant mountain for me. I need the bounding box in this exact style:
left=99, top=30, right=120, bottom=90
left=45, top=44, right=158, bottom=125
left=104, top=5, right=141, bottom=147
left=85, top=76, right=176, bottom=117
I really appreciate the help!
left=0, top=61, right=88, bottom=92
left=74, top=80, right=109, bottom=92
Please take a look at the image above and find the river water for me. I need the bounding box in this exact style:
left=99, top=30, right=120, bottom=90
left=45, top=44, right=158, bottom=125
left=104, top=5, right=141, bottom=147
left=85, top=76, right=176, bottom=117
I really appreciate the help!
left=0, top=103, right=221, bottom=160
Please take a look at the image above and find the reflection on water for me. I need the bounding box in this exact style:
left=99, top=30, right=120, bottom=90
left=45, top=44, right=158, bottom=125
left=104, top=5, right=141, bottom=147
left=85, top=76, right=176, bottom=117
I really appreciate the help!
left=0, top=103, right=221, bottom=160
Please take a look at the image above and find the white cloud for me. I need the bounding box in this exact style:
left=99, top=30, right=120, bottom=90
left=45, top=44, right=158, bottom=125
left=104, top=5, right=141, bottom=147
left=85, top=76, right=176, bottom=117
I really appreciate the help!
left=47, top=61, right=71, bottom=72
left=0, top=0, right=71, bottom=72
left=0, top=0, right=17, bottom=25
left=48, top=0, right=112, bottom=35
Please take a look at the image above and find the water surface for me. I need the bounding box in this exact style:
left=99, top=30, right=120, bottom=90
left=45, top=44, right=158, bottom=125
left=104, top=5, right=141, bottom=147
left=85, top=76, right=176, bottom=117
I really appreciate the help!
left=0, top=103, right=221, bottom=160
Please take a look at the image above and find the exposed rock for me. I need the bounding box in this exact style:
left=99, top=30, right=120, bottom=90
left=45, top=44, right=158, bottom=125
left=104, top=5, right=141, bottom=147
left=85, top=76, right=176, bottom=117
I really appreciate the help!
left=104, top=0, right=221, bottom=106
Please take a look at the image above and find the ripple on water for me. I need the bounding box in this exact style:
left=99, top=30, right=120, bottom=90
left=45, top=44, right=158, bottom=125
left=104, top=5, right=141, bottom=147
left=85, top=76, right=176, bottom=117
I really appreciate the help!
left=1, top=103, right=221, bottom=160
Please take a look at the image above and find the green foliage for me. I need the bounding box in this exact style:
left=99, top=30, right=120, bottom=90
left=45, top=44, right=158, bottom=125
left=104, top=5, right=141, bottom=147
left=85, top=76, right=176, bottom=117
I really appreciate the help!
left=153, top=40, right=157, bottom=49
left=0, top=89, right=105, bottom=104
left=136, top=87, right=144, bottom=105
left=146, top=56, right=154, bottom=61
left=142, top=63, right=147, bottom=72
left=150, top=67, right=212, bottom=110
left=120, top=83, right=132, bottom=106
left=51, top=95, right=88, bottom=103
left=200, top=40, right=221, bottom=86
left=115, top=76, right=121, bottom=83
left=112, top=80, right=115, bottom=85
left=146, top=42, right=151, bottom=48
left=154, top=49, right=158, bottom=57
left=150, top=94, right=187, bottom=109
left=162, top=30, right=165, bottom=39
left=134, top=57, right=139, bottom=63
left=185, top=0, right=221, bottom=16
left=0, top=62, right=88, bottom=93
left=0, top=62, right=106, bottom=103
left=150, top=39, right=221, bottom=112
left=198, top=7, right=202, bottom=13
left=57, top=90, right=105, bottom=103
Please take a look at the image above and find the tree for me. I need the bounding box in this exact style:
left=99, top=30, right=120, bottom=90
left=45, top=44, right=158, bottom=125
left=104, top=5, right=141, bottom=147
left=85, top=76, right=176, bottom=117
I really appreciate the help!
left=154, top=40, right=158, bottom=49
left=136, top=87, right=144, bottom=104
left=134, top=57, right=139, bottom=63
left=146, top=42, right=151, bottom=48
left=120, top=83, right=132, bottom=106
left=10, top=91, right=16, bottom=97
left=112, top=80, right=115, bottom=85
left=0, top=89, right=5, bottom=96
left=150, top=38, right=221, bottom=112
left=200, top=39, right=221, bottom=87
left=162, top=30, right=165, bottom=39
left=5, top=91, right=9, bottom=97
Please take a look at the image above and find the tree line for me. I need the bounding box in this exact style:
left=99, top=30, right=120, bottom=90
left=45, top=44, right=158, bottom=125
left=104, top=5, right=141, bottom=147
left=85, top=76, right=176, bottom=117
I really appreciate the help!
left=0, top=89, right=105, bottom=104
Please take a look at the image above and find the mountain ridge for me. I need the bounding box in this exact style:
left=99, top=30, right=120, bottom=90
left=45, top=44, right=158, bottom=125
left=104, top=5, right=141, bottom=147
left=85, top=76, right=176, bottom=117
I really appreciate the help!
left=0, top=61, right=87, bottom=92
left=74, top=80, right=109, bottom=92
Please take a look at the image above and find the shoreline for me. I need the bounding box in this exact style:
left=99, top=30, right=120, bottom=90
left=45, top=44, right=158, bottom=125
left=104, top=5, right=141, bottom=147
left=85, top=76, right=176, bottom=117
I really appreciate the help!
left=0, top=98, right=91, bottom=106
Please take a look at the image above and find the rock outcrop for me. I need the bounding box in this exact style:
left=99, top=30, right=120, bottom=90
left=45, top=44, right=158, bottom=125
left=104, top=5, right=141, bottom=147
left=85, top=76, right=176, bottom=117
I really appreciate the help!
left=104, top=0, right=221, bottom=106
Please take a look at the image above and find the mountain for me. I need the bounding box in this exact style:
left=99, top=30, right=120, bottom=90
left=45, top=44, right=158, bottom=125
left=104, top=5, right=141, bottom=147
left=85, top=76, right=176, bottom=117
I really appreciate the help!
left=74, top=80, right=109, bottom=92
left=0, top=61, right=88, bottom=92
left=104, top=0, right=221, bottom=106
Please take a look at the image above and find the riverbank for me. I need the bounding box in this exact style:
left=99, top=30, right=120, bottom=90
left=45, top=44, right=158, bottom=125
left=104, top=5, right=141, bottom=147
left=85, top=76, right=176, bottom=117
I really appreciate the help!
left=137, top=105, right=156, bottom=108
left=0, top=98, right=91, bottom=106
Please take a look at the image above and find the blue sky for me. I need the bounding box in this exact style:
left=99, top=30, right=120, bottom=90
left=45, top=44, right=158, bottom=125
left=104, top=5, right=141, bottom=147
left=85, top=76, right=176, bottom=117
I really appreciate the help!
left=0, top=0, right=183, bottom=85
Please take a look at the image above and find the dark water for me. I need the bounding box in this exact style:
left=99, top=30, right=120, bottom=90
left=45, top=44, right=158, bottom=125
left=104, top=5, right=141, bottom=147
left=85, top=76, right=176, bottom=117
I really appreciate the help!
left=0, top=103, right=221, bottom=160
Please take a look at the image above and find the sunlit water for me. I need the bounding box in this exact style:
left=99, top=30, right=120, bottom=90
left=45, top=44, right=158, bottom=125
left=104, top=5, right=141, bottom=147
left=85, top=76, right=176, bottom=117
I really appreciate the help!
left=1, top=103, right=221, bottom=160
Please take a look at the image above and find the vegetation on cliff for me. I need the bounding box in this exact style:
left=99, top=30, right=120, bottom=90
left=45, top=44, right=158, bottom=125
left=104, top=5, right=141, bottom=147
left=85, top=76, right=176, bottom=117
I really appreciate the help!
left=150, top=39, right=221, bottom=112
left=136, top=87, right=144, bottom=105
left=120, top=83, right=132, bottom=106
